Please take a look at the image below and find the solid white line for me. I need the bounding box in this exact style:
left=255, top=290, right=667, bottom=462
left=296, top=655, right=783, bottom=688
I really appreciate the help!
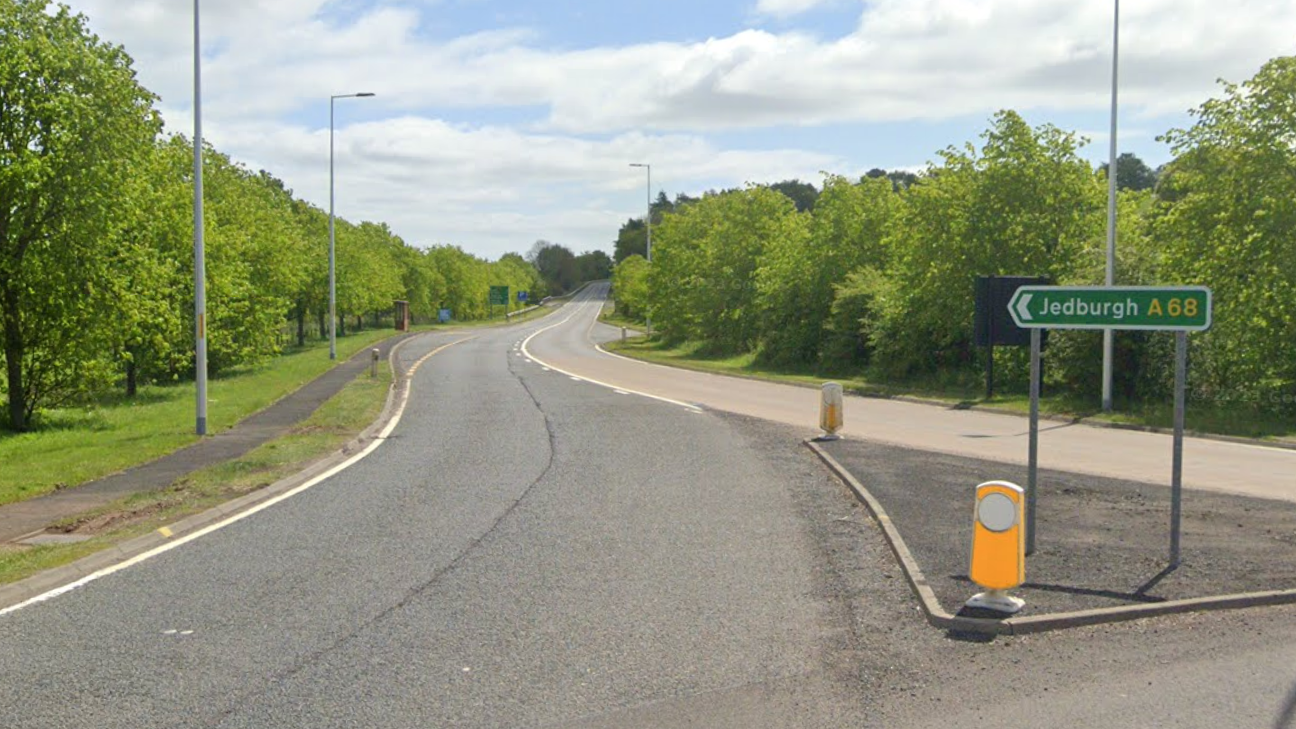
left=0, top=335, right=476, bottom=618
left=521, top=291, right=702, bottom=414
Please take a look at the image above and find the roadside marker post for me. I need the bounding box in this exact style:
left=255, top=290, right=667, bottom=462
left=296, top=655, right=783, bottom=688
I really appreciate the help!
left=1007, top=285, right=1211, bottom=566
left=967, top=481, right=1026, bottom=614
left=818, top=382, right=844, bottom=441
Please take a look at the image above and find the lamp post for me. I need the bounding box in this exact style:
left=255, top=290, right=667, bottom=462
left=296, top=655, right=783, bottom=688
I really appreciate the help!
left=329, top=92, right=376, bottom=360
left=193, top=0, right=207, bottom=435
left=629, top=163, right=651, bottom=262
left=1102, top=0, right=1120, bottom=412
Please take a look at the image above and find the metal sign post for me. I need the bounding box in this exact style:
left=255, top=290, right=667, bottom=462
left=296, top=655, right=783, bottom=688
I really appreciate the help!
left=1027, top=328, right=1041, bottom=555
left=1171, top=331, right=1187, bottom=566
left=1007, top=285, right=1210, bottom=565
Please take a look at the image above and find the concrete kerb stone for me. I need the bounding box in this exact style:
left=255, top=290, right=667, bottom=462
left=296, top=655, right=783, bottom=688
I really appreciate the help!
left=803, top=438, right=1296, bottom=636
left=804, top=439, right=954, bottom=629
left=0, top=331, right=434, bottom=613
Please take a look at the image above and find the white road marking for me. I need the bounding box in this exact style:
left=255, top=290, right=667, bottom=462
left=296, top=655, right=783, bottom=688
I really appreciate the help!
left=520, top=291, right=703, bottom=414
left=0, top=335, right=477, bottom=618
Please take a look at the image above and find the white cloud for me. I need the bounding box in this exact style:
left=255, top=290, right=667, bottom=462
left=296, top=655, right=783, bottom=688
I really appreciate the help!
left=57, top=0, right=1296, bottom=257
left=199, top=116, right=839, bottom=258
left=73, top=0, right=1296, bottom=133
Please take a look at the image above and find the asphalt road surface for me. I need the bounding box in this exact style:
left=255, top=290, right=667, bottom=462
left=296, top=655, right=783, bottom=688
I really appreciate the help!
left=2, top=287, right=1294, bottom=728
left=530, top=284, right=1296, bottom=503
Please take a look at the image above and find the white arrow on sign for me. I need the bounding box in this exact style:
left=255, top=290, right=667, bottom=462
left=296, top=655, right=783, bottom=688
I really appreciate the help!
left=1014, top=293, right=1033, bottom=322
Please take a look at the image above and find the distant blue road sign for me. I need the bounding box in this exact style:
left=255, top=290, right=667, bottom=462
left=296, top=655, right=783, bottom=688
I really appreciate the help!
left=438, top=308, right=451, bottom=323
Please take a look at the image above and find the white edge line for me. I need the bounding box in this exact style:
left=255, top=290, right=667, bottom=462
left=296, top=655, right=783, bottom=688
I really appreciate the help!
left=595, top=339, right=1296, bottom=457
left=520, top=290, right=702, bottom=414
left=0, top=335, right=476, bottom=617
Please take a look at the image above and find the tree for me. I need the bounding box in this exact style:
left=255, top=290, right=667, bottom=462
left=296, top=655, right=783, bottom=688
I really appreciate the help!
left=1099, top=152, right=1158, bottom=192
left=613, top=218, right=647, bottom=263
left=527, top=240, right=579, bottom=294
left=755, top=174, right=900, bottom=367
left=0, top=0, right=162, bottom=430
left=575, top=250, right=613, bottom=282
left=869, top=111, right=1104, bottom=377
left=649, top=186, right=803, bottom=352
left=768, top=179, right=819, bottom=212
left=865, top=168, right=920, bottom=191
left=611, top=255, right=650, bottom=318
left=1152, top=56, right=1296, bottom=413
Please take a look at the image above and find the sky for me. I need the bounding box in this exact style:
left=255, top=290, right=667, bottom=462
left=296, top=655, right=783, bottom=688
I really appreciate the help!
left=61, top=0, right=1296, bottom=261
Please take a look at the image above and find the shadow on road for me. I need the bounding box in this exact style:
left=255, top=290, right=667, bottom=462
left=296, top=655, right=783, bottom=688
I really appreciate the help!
left=950, top=573, right=1169, bottom=605
left=1133, top=563, right=1179, bottom=598
left=1276, top=682, right=1296, bottom=729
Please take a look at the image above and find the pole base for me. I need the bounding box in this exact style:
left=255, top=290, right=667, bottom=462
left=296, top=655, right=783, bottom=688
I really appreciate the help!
left=813, top=433, right=842, bottom=442
left=965, top=590, right=1025, bottom=615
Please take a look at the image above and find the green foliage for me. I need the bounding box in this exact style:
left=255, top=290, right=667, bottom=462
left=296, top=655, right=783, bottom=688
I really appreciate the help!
left=870, top=111, right=1104, bottom=377
left=627, top=62, right=1296, bottom=418
left=0, top=0, right=548, bottom=429
left=649, top=186, right=803, bottom=352
left=575, top=249, right=613, bottom=283
left=611, top=255, right=650, bottom=318
left=613, top=219, right=647, bottom=263
left=1153, top=56, right=1296, bottom=413
left=528, top=240, right=579, bottom=294
left=821, top=266, right=893, bottom=369
left=756, top=175, right=898, bottom=367
left=768, top=179, right=819, bottom=212
left=0, top=0, right=162, bottom=430
left=1100, top=152, right=1159, bottom=192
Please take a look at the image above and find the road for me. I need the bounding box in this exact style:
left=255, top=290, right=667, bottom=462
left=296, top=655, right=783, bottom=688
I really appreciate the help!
left=529, top=284, right=1296, bottom=503
left=1, top=286, right=1293, bottom=728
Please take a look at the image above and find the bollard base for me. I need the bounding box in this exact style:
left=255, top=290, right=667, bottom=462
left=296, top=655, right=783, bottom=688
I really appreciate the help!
left=965, top=590, right=1025, bottom=615
left=812, top=433, right=842, bottom=442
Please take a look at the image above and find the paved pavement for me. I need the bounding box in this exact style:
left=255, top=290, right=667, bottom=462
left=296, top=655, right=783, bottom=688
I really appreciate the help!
left=528, top=283, right=1296, bottom=503
left=0, top=331, right=432, bottom=544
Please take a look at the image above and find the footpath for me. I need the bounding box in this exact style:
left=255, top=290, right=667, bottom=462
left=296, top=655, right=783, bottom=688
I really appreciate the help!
left=0, top=332, right=423, bottom=545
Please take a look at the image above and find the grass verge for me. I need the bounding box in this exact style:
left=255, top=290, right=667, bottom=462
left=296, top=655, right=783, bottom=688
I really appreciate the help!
left=0, top=328, right=429, bottom=507
left=603, top=333, right=1296, bottom=444
left=0, top=364, right=393, bottom=585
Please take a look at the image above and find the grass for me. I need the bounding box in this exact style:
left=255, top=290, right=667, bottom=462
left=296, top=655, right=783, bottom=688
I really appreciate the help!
left=0, top=363, right=393, bottom=585
left=603, top=332, right=1296, bottom=444
left=0, top=327, right=424, bottom=506
left=0, top=304, right=563, bottom=585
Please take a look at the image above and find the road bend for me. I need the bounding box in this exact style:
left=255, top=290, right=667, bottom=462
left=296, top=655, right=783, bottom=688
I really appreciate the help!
left=2, top=290, right=1294, bottom=728
left=0, top=301, right=877, bottom=727
left=529, top=283, right=1296, bottom=503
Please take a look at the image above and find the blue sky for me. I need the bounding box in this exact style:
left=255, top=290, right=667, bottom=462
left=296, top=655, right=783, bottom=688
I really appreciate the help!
left=64, top=0, right=1296, bottom=260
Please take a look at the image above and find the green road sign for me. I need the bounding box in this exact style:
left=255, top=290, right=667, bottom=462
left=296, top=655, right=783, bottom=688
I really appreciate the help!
left=489, top=285, right=509, bottom=307
left=1008, top=286, right=1212, bottom=331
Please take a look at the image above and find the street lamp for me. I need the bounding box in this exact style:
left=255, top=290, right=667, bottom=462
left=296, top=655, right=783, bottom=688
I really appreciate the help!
left=193, top=0, right=207, bottom=435
left=1102, top=0, right=1120, bottom=411
left=629, top=163, right=651, bottom=262
left=329, top=92, right=376, bottom=360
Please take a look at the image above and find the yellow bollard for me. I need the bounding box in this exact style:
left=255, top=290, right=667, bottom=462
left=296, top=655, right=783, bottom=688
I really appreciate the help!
left=966, top=480, right=1026, bottom=614
left=818, top=382, right=844, bottom=440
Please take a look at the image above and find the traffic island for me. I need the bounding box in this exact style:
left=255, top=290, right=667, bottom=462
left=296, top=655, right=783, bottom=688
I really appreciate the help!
left=806, top=437, right=1296, bottom=634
